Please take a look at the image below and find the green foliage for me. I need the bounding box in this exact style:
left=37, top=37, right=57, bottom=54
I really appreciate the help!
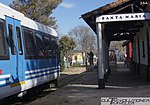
left=59, top=35, right=76, bottom=55
left=10, top=0, right=62, bottom=29
left=60, top=53, right=65, bottom=71
left=59, top=35, right=76, bottom=71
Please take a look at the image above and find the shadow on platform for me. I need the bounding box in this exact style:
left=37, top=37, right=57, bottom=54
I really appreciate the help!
left=69, top=62, right=150, bottom=89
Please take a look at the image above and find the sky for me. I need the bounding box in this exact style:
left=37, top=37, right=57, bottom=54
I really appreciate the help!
left=0, top=0, right=114, bottom=35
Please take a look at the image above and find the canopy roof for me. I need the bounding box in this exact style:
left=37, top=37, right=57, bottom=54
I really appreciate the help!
left=81, top=0, right=150, bottom=41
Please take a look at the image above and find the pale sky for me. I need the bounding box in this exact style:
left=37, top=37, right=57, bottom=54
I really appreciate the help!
left=0, top=0, right=114, bottom=35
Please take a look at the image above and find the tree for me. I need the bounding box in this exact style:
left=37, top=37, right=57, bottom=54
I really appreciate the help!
left=69, top=25, right=96, bottom=52
left=59, top=35, right=76, bottom=71
left=10, top=0, right=62, bottom=29
left=68, top=25, right=96, bottom=64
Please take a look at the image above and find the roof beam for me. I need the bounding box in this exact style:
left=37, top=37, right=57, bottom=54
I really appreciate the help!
left=109, top=33, right=135, bottom=41
left=110, top=4, right=133, bottom=14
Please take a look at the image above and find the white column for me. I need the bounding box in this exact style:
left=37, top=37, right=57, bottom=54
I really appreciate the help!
left=96, top=23, right=105, bottom=89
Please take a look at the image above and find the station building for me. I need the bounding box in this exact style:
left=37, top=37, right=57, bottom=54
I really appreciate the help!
left=81, top=0, right=150, bottom=88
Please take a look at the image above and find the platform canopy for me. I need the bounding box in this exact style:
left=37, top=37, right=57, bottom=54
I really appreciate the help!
left=81, top=0, right=150, bottom=41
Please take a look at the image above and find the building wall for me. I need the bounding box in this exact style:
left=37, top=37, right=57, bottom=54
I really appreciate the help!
left=138, top=23, right=148, bottom=65
left=132, top=22, right=149, bottom=80
left=72, top=53, right=83, bottom=64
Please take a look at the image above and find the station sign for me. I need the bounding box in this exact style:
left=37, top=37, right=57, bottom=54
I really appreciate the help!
left=96, top=13, right=150, bottom=23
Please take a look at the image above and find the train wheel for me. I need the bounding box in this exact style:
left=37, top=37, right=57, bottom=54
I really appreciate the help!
left=54, top=79, right=59, bottom=87
left=27, top=87, right=40, bottom=97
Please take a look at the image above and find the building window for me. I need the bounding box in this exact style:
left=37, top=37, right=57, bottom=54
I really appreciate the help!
left=142, top=40, right=145, bottom=57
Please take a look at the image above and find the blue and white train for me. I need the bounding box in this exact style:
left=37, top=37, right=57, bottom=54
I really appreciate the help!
left=0, top=3, right=60, bottom=99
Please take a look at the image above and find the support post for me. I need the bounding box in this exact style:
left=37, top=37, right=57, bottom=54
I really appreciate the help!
left=103, top=37, right=110, bottom=82
left=107, top=41, right=110, bottom=75
left=96, top=23, right=105, bottom=89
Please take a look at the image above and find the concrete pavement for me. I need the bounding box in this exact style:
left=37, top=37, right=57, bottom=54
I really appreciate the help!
left=26, top=63, right=150, bottom=105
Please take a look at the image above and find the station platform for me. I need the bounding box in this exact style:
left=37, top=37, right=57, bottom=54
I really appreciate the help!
left=26, top=62, right=150, bottom=105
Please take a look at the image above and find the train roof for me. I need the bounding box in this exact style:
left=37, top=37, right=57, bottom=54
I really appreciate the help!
left=0, top=2, right=57, bottom=37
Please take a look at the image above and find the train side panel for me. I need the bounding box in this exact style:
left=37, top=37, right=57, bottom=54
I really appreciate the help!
left=0, top=3, right=60, bottom=100
left=0, top=16, right=25, bottom=99
left=21, top=26, right=60, bottom=91
left=22, top=59, right=60, bottom=90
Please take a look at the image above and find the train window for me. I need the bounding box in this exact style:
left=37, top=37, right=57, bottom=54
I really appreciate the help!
left=23, top=28, right=36, bottom=58
left=16, top=27, right=23, bottom=55
left=35, top=33, right=45, bottom=57
left=8, top=24, right=16, bottom=55
left=43, top=36, right=51, bottom=57
left=51, top=38, right=57, bottom=58
left=0, top=20, right=9, bottom=59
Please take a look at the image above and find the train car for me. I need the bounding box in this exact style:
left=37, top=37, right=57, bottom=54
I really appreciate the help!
left=0, top=3, right=60, bottom=99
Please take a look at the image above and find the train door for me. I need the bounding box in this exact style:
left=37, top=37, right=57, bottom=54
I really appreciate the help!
left=5, top=16, right=24, bottom=84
